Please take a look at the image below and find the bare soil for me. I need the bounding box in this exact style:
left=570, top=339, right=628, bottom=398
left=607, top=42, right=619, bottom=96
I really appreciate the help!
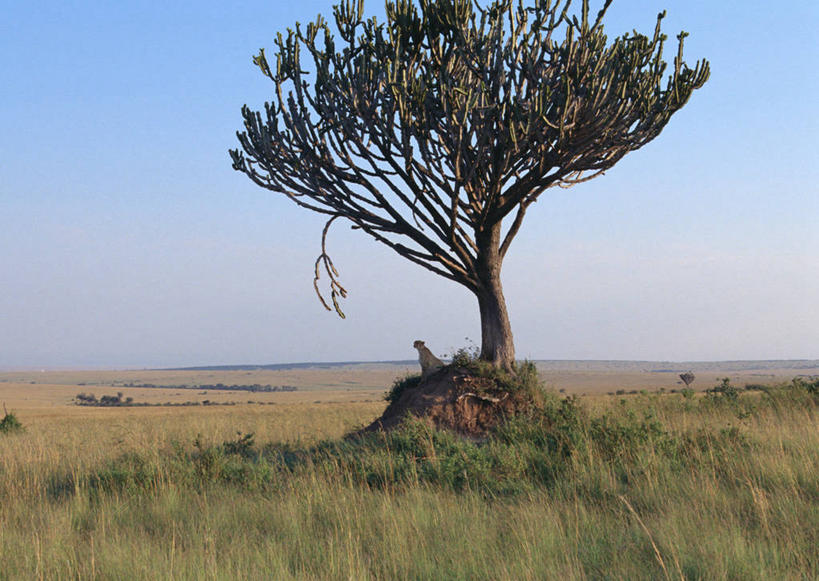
left=358, top=367, right=536, bottom=438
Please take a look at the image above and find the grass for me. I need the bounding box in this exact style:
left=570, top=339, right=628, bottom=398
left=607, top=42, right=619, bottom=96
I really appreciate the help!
left=0, top=378, right=817, bottom=579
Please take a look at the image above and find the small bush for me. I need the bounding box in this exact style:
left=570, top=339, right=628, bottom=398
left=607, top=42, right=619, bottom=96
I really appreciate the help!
left=589, top=408, right=672, bottom=462
left=451, top=357, right=544, bottom=399
left=447, top=339, right=480, bottom=367
left=0, top=409, right=24, bottom=434
left=385, top=374, right=422, bottom=404
left=89, top=452, right=157, bottom=496
left=705, top=377, right=740, bottom=403
left=744, top=383, right=768, bottom=392
left=223, top=432, right=256, bottom=459
left=757, top=377, right=819, bottom=411
left=791, top=376, right=819, bottom=399
left=449, top=344, right=480, bottom=367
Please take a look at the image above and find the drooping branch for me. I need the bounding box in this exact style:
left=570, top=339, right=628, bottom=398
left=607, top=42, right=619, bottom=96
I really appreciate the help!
left=313, top=215, right=348, bottom=317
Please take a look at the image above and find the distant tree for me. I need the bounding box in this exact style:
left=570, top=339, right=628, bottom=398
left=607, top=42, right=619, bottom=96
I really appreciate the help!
left=75, top=392, right=98, bottom=404
left=231, top=0, right=709, bottom=370
left=679, top=372, right=695, bottom=387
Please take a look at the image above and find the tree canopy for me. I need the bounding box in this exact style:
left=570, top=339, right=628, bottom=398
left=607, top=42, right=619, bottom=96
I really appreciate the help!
left=230, top=0, right=709, bottom=368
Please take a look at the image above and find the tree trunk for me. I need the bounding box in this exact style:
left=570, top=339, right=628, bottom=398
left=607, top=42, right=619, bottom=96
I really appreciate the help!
left=475, top=224, right=515, bottom=370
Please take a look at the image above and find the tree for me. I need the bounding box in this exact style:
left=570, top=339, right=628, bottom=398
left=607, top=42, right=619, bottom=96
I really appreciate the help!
left=230, top=0, right=709, bottom=370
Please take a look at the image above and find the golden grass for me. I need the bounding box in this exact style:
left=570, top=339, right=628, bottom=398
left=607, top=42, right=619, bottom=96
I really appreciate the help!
left=0, top=368, right=816, bottom=579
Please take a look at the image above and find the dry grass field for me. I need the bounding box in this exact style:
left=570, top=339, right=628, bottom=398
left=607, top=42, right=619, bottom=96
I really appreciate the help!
left=0, top=364, right=407, bottom=413
left=2, top=359, right=814, bottom=412
left=1, top=360, right=817, bottom=579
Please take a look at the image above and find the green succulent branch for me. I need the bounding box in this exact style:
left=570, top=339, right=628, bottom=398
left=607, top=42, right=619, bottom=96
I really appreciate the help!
left=230, top=0, right=708, bottom=367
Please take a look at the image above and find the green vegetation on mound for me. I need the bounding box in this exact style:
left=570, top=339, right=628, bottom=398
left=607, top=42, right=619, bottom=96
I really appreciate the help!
left=374, top=353, right=549, bottom=436
left=384, top=373, right=422, bottom=405
left=448, top=347, right=544, bottom=395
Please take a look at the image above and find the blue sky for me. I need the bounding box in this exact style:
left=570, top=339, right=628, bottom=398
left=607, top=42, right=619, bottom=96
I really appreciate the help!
left=1, top=0, right=817, bottom=368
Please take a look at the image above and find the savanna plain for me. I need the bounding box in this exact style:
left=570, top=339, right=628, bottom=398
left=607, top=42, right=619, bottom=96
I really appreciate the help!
left=1, top=360, right=817, bottom=580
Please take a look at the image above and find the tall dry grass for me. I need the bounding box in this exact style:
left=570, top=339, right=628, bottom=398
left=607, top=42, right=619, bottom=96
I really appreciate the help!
left=0, top=381, right=816, bottom=580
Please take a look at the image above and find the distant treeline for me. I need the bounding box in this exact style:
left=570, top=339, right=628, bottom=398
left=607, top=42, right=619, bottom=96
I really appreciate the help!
left=164, top=360, right=415, bottom=372
left=115, top=383, right=298, bottom=393
left=76, top=392, right=134, bottom=406
left=74, top=392, right=277, bottom=408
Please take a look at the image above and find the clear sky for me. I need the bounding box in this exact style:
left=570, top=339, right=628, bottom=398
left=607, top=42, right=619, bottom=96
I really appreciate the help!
left=1, top=0, right=817, bottom=368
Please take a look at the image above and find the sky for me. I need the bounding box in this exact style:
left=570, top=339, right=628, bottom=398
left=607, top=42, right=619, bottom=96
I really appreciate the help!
left=1, top=0, right=817, bottom=368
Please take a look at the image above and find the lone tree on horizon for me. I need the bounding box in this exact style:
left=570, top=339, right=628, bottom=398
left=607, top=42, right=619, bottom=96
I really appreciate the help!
left=231, top=0, right=709, bottom=370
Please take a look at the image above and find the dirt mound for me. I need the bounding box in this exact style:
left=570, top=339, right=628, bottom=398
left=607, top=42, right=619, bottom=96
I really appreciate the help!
left=358, top=367, right=535, bottom=438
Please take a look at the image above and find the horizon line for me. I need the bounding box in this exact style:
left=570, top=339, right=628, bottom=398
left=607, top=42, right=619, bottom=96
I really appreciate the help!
left=2, top=357, right=817, bottom=373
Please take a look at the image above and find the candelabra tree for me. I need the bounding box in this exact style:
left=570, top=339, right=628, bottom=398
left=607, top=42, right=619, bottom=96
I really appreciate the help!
left=230, top=0, right=709, bottom=370
left=680, top=372, right=695, bottom=387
